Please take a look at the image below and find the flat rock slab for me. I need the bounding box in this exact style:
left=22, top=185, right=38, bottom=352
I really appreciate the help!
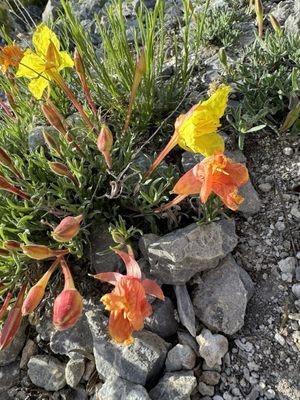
left=149, top=371, right=197, bottom=400
left=28, top=355, right=66, bottom=391
left=86, top=307, right=169, bottom=385
left=140, top=219, right=237, bottom=284
left=98, top=376, right=150, bottom=399
left=193, top=255, right=253, bottom=335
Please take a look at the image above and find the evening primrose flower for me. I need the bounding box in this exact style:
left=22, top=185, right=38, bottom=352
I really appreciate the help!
left=16, top=23, right=73, bottom=99
left=93, top=249, right=164, bottom=345
left=158, top=153, right=249, bottom=212
left=147, top=85, right=230, bottom=176
left=0, top=44, right=24, bottom=73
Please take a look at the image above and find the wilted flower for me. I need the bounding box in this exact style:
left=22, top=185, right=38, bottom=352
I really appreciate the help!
left=0, top=284, right=26, bottom=350
left=97, top=125, right=113, bottom=169
left=159, top=153, right=249, bottom=211
left=41, top=102, right=68, bottom=137
left=21, top=244, right=68, bottom=260
left=0, top=176, right=30, bottom=200
left=22, top=258, right=60, bottom=315
left=16, top=23, right=73, bottom=99
left=94, top=249, right=164, bottom=345
left=53, top=257, right=83, bottom=330
left=147, top=85, right=230, bottom=176
left=52, top=215, right=83, bottom=242
left=0, top=44, right=24, bottom=73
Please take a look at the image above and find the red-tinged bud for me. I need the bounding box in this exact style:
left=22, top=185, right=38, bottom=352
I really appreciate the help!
left=0, top=147, right=22, bottom=179
left=49, top=162, right=79, bottom=187
left=52, top=215, right=83, bottom=243
left=53, top=258, right=83, bottom=330
left=0, top=284, right=26, bottom=350
left=22, top=258, right=60, bottom=315
left=0, top=249, right=10, bottom=257
left=0, top=176, right=30, bottom=200
left=21, top=244, right=69, bottom=260
left=43, top=131, right=63, bottom=157
left=74, top=48, right=85, bottom=77
left=41, top=102, right=68, bottom=137
left=97, top=125, right=113, bottom=169
left=3, top=241, right=22, bottom=252
left=0, top=292, right=12, bottom=321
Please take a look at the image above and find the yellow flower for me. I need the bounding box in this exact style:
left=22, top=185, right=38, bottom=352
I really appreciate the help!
left=16, top=23, right=73, bottom=99
left=176, top=84, right=230, bottom=155
left=147, top=85, right=230, bottom=176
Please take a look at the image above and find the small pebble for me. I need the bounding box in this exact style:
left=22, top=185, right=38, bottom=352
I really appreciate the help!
left=274, top=333, right=285, bottom=346
left=283, top=147, right=293, bottom=156
left=258, top=183, right=272, bottom=193
left=265, top=388, right=276, bottom=399
left=275, top=221, right=285, bottom=231
left=198, top=382, right=214, bottom=396
left=292, top=283, right=300, bottom=299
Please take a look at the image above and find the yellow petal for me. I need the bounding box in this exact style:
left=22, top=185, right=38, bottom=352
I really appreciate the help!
left=58, top=51, right=74, bottom=70
left=199, top=85, right=231, bottom=119
left=28, top=76, right=49, bottom=99
left=16, top=50, right=45, bottom=79
left=182, top=131, right=225, bottom=157
left=32, top=23, right=60, bottom=58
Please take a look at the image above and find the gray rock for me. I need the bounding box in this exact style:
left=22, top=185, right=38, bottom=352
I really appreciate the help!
left=97, top=376, right=150, bottom=400
left=278, top=257, right=297, bottom=275
left=285, top=0, right=300, bottom=34
left=193, top=255, right=252, bottom=334
left=149, top=371, right=197, bottom=400
left=65, top=357, right=86, bottom=388
left=140, top=219, right=237, bottom=284
left=181, top=151, right=261, bottom=216
left=60, top=387, right=88, bottom=400
left=82, top=359, right=95, bottom=381
left=165, top=344, right=196, bottom=371
left=89, top=222, right=120, bottom=274
left=295, top=266, right=300, bottom=281
left=20, top=339, right=37, bottom=369
left=271, top=0, right=294, bottom=24
left=177, top=331, right=199, bottom=355
left=198, top=382, right=215, bottom=396
left=200, top=371, right=221, bottom=385
left=196, top=329, right=228, bottom=368
left=292, top=283, right=300, bottom=299
left=0, top=362, right=20, bottom=392
left=86, top=308, right=168, bottom=385
left=42, top=0, right=62, bottom=23
left=145, top=297, right=178, bottom=338
left=28, top=355, right=66, bottom=391
left=258, top=183, right=272, bottom=193
left=50, top=311, right=94, bottom=357
left=0, top=320, right=27, bottom=366
left=174, top=285, right=196, bottom=336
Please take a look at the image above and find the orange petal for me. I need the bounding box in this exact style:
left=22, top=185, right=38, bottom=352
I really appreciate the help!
left=142, top=279, right=164, bottom=300
left=212, top=183, right=242, bottom=211
left=108, top=311, right=134, bottom=344
left=93, top=272, right=123, bottom=285
left=224, top=161, right=249, bottom=186
left=113, top=249, right=141, bottom=279
left=200, top=162, right=214, bottom=203
left=173, top=166, right=202, bottom=195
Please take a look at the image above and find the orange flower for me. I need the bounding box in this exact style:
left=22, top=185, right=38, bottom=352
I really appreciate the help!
left=94, top=249, right=164, bottom=345
left=0, top=44, right=24, bottom=73
left=160, top=153, right=249, bottom=211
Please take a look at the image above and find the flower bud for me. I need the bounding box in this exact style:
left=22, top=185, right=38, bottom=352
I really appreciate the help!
left=74, top=48, right=85, bottom=77
left=21, top=244, right=54, bottom=260
left=269, top=14, right=282, bottom=36
left=0, top=284, right=26, bottom=350
left=219, top=47, right=228, bottom=70
left=0, top=249, right=10, bottom=257
left=97, top=125, right=113, bottom=169
left=255, top=0, right=264, bottom=38
left=52, top=215, right=83, bottom=243
left=0, top=147, right=22, bottom=179
left=53, top=288, right=83, bottom=330
left=22, top=258, right=59, bottom=315
left=43, top=131, right=62, bottom=157
left=53, top=257, right=83, bottom=330
left=41, top=102, right=68, bottom=137
left=49, top=162, right=79, bottom=186
left=3, top=240, right=22, bottom=252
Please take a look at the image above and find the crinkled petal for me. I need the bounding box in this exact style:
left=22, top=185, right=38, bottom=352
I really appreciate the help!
left=199, top=85, right=231, bottom=119
left=212, top=182, right=243, bottom=211
left=58, top=51, right=74, bottom=69
left=183, top=131, right=225, bottom=157
left=113, top=249, right=142, bottom=279
left=142, top=279, right=164, bottom=300
left=200, top=162, right=214, bottom=204
left=28, top=76, right=49, bottom=99
left=224, top=162, right=249, bottom=186
left=93, top=272, right=123, bottom=286
left=108, top=311, right=134, bottom=344
left=172, top=167, right=201, bottom=195
left=33, top=23, right=60, bottom=57
left=16, top=50, right=45, bottom=79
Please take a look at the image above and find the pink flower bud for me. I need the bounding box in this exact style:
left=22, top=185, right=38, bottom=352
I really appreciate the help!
left=97, top=125, right=113, bottom=169
left=21, top=244, right=68, bottom=260
left=52, top=215, right=83, bottom=243
left=53, top=288, right=83, bottom=331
